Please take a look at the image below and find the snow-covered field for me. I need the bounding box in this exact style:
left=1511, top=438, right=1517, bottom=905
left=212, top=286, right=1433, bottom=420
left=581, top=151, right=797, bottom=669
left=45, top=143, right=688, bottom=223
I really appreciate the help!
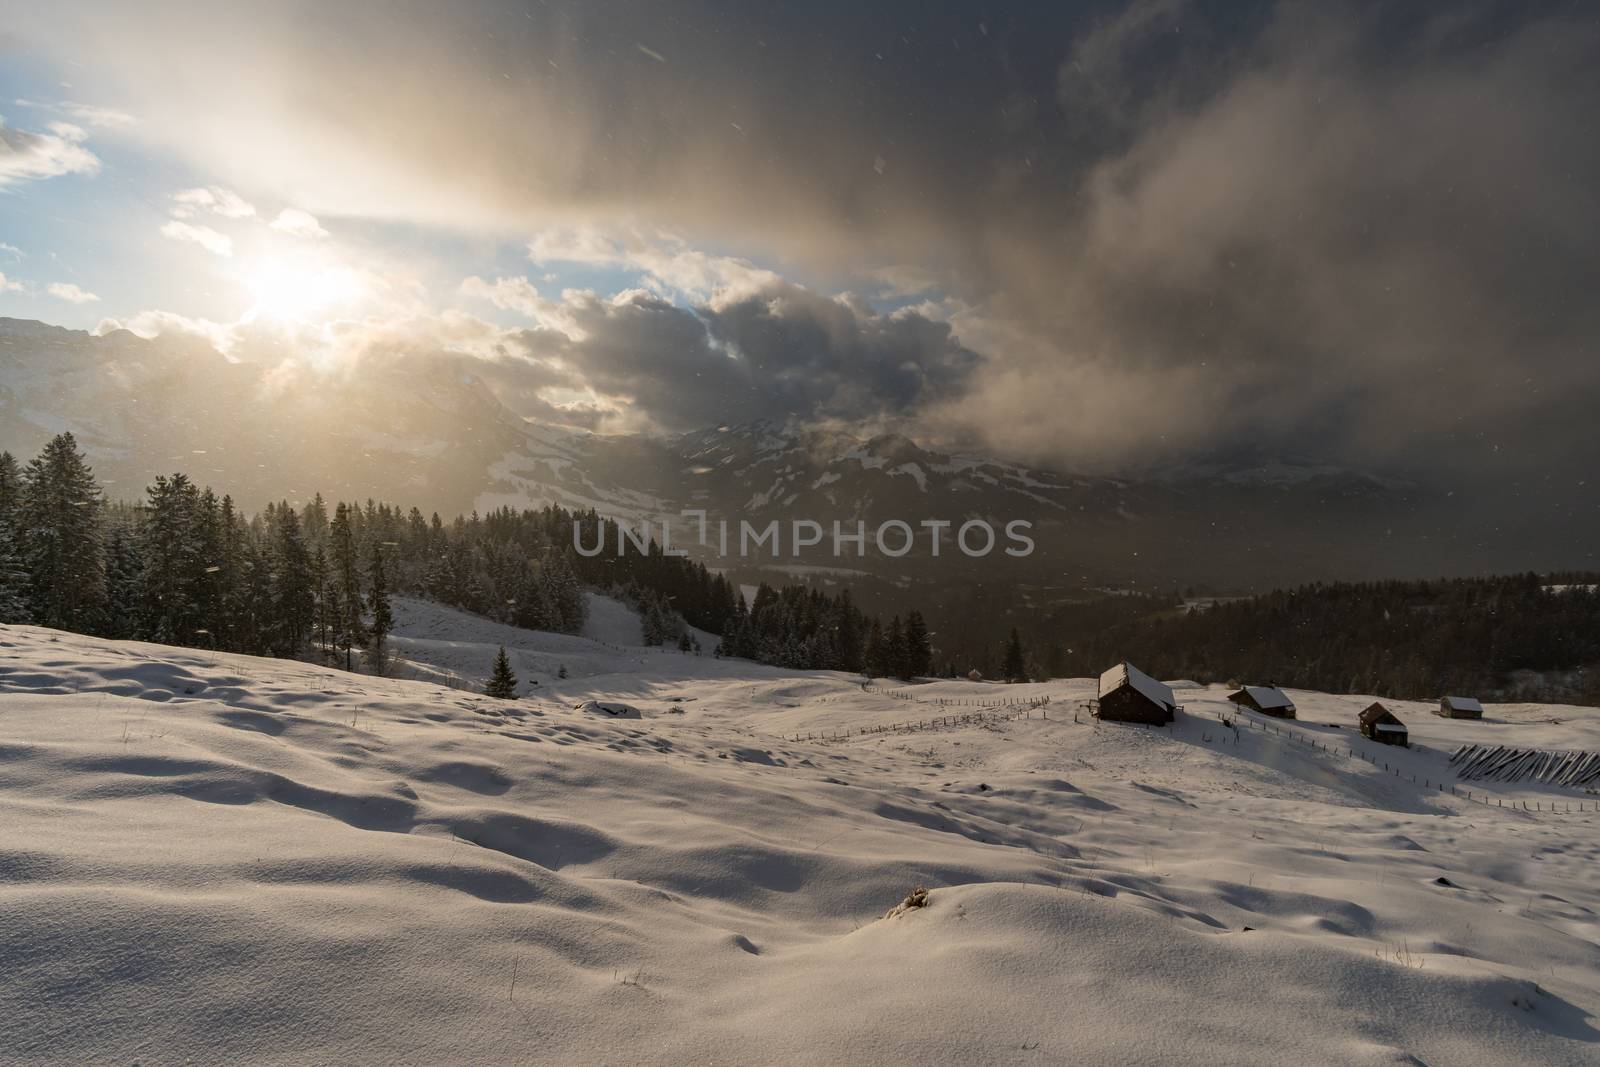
left=3, top=604, right=1599, bottom=1064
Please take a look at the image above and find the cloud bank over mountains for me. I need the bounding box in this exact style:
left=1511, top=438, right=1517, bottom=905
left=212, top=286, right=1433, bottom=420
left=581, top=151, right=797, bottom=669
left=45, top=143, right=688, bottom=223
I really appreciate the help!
left=7, top=1, right=1600, bottom=484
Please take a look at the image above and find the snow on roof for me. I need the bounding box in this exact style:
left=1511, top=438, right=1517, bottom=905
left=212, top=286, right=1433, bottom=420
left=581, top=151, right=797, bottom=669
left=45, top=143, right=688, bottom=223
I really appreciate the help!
left=1444, top=696, right=1483, bottom=712
left=1243, top=685, right=1294, bottom=709
left=1098, top=661, right=1175, bottom=709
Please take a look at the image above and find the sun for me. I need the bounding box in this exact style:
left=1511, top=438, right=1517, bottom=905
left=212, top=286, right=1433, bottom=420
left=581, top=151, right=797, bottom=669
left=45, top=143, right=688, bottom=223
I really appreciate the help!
left=244, top=255, right=367, bottom=322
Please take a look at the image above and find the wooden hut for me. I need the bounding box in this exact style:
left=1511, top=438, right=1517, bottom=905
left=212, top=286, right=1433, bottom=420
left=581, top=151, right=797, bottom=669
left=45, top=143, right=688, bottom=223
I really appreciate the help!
left=1359, top=702, right=1408, bottom=746
left=1436, top=695, right=1483, bottom=720
left=1096, top=662, right=1176, bottom=725
left=1227, top=685, right=1297, bottom=719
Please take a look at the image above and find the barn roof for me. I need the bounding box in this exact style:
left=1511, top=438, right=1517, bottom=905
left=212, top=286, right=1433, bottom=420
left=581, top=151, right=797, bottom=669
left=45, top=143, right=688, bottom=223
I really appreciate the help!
left=1242, top=685, right=1294, bottom=710
left=1360, top=701, right=1403, bottom=727
left=1443, top=695, right=1483, bottom=712
left=1099, top=661, right=1176, bottom=709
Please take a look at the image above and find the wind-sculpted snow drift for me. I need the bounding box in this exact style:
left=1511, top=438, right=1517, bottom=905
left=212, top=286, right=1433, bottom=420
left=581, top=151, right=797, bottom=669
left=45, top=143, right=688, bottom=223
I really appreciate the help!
left=1, top=612, right=1598, bottom=1064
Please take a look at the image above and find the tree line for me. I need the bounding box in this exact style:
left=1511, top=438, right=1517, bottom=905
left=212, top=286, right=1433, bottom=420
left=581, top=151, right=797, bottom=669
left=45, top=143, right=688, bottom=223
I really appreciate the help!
left=1043, top=575, right=1600, bottom=705
left=0, top=433, right=940, bottom=680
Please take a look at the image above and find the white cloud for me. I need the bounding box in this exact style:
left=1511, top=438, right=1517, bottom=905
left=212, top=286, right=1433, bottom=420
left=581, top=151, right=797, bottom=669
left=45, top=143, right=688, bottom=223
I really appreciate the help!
left=269, top=207, right=329, bottom=239
left=460, top=276, right=544, bottom=318
left=459, top=275, right=580, bottom=336
left=0, top=272, right=24, bottom=293
left=160, top=220, right=234, bottom=257
left=171, top=186, right=255, bottom=219
left=0, top=242, right=24, bottom=260
left=0, top=117, right=100, bottom=185
left=47, top=282, right=99, bottom=303
left=14, top=98, right=137, bottom=129
left=95, top=309, right=235, bottom=353
left=59, top=102, right=137, bottom=129
left=527, top=227, right=780, bottom=306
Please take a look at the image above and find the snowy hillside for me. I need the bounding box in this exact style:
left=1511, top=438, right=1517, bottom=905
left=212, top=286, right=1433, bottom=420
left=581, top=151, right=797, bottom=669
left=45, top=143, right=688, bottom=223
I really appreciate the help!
left=3, top=620, right=1599, bottom=1064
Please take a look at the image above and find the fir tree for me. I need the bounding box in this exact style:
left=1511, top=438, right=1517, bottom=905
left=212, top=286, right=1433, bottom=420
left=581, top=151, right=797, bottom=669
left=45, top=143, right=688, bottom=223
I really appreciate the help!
left=101, top=521, right=142, bottom=638
left=0, top=453, right=28, bottom=623
left=138, top=473, right=205, bottom=644
left=886, top=615, right=910, bottom=680
left=269, top=505, right=315, bottom=657
left=18, top=433, right=105, bottom=632
left=0, top=451, right=21, bottom=519
left=485, top=645, right=518, bottom=698
left=904, top=610, right=932, bottom=678
left=543, top=550, right=587, bottom=634
left=864, top=618, right=889, bottom=678
left=1002, top=627, right=1027, bottom=683
left=212, top=496, right=246, bottom=652
left=368, top=541, right=394, bottom=672
left=329, top=503, right=365, bottom=667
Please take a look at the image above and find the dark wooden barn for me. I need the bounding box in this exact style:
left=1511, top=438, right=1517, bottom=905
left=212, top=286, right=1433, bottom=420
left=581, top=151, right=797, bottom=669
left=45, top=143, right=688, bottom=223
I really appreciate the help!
left=1227, top=685, right=1297, bottom=718
left=1435, top=695, right=1484, bottom=720
left=1097, top=662, right=1177, bottom=725
left=1359, top=702, right=1408, bottom=746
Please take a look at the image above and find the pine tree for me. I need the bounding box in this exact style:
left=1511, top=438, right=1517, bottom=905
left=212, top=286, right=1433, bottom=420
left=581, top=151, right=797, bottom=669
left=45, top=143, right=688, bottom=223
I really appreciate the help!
left=0, top=451, right=21, bottom=519
left=211, top=496, right=246, bottom=651
left=1002, top=627, right=1027, bottom=683
left=329, top=503, right=366, bottom=667
left=18, top=433, right=105, bottom=632
left=512, top=565, right=558, bottom=631
left=886, top=615, right=910, bottom=680
left=543, top=550, right=587, bottom=634
left=904, top=610, right=932, bottom=678
left=0, top=452, right=28, bottom=623
left=101, top=521, right=142, bottom=638
left=864, top=618, right=889, bottom=678
left=368, top=541, right=394, bottom=672
left=269, top=506, right=315, bottom=657
left=485, top=645, right=518, bottom=698
left=138, top=473, right=205, bottom=644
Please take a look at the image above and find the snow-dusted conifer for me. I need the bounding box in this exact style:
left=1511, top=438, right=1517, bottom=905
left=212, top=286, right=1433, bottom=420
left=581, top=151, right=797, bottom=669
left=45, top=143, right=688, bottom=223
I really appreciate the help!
left=18, top=433, right=105, bottom=632
left=485, top=646, right=517, bottom=698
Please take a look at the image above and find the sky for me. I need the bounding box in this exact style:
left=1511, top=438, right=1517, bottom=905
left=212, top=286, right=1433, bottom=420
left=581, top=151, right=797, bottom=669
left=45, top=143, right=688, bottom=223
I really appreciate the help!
left=1, top=0, right=1598, bottom=486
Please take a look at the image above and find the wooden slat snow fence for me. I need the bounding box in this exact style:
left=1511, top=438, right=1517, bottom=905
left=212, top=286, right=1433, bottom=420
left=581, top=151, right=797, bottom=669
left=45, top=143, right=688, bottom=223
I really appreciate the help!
left=1449, top=744, right=1600, bottom=789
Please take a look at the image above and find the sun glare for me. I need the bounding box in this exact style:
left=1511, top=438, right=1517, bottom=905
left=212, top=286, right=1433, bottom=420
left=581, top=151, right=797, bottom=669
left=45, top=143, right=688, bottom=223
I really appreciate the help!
left=244, top=256, right=367, bottom=322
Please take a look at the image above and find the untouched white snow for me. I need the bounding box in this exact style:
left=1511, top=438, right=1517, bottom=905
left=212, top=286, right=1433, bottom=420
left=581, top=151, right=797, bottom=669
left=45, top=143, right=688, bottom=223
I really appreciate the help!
left=2, top=616, right=1599, bottom=1065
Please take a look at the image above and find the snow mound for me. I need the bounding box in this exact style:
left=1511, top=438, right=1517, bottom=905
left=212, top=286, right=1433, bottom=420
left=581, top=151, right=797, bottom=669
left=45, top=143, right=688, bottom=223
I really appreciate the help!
left=1, top=625, right=1597, bottom=1064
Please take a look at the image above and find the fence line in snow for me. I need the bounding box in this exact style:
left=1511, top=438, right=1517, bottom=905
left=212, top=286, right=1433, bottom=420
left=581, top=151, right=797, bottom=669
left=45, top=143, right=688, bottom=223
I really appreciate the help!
left=785, top=698, right=1052, bottom=743
left=1179, top=705, right=1600, bottom=814
left=791, top=681, right=1599, bottom=816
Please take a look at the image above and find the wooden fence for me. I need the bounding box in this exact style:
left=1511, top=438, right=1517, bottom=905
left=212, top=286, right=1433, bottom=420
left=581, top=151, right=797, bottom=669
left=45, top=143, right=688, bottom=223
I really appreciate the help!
left=785, top=697, right=1051, bottom=743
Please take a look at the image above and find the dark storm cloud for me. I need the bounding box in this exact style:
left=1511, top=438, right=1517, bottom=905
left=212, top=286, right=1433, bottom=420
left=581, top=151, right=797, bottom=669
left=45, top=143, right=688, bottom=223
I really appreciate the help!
left=516, top=284, right=979, bottom=432
left=15, top=0, right=1600, bottom=478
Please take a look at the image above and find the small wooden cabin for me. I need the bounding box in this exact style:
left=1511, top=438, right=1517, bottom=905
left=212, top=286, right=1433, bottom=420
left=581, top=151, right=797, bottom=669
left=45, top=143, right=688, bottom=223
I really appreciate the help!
left=1227, top=685, right=1297, bottom=719
left=1436, top=695, right=1483, bottom=720
left=1359, top=702, right=1408, bottom=746
left=1097, top=662, right=1176, bottom=725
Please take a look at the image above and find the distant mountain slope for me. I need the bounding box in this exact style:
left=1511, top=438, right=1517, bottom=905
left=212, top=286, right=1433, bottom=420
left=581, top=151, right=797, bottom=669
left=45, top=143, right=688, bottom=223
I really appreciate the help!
left=2, top=318, right=1591, bottom=598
